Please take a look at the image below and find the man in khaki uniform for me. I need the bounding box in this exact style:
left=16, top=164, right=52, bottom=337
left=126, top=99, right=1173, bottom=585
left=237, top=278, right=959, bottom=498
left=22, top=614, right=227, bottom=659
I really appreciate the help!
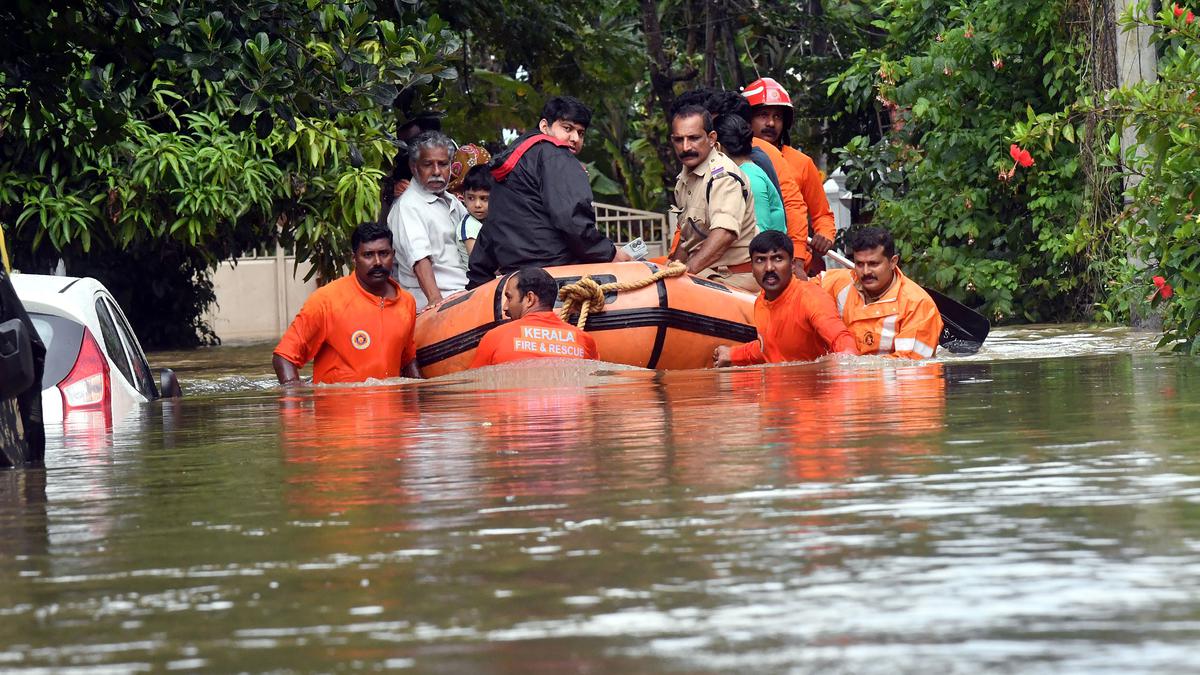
left=667, top=104, right=759, bottom=293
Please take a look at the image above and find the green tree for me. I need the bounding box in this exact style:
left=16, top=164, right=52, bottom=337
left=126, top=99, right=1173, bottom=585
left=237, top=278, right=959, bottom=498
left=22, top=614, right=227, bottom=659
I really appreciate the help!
left=1, top=0, right=458, bottom=346
left=1019, top=2, right=1200, bottom=350
left=828, top=0, right=1105, bottom=323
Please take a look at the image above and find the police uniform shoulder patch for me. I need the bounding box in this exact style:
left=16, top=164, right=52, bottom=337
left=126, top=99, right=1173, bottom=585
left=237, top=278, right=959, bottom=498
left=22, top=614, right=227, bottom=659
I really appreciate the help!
left=710, top=166, right=725, bottom=177
left=351, top=330, right=371, bottom=350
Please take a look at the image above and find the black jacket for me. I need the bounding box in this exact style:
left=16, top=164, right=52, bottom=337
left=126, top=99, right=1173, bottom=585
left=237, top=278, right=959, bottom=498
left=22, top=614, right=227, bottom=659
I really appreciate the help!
left=467, top=132, right=616, bottom=288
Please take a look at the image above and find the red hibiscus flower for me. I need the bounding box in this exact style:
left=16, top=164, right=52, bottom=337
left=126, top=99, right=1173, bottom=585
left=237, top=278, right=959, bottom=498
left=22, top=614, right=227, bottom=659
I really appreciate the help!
left=1009, top=144, right=1035, bottom=168
left=1153, top=275, right=1174, bottom=299
left=1175, top=4, right=1185, bottom=17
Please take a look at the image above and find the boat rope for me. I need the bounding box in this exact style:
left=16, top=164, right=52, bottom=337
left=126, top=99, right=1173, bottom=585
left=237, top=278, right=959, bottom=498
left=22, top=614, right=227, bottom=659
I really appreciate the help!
left=557, top=261, right=689, bottom=329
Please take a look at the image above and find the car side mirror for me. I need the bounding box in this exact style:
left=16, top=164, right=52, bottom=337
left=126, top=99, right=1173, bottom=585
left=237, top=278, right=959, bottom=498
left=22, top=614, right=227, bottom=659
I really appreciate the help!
left=0, top=318, right=35, bottom=398
left=159, top=368, right=183, bottom=399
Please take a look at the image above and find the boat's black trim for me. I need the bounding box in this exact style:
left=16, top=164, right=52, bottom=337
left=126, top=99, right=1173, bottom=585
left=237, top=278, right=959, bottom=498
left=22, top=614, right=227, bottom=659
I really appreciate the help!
left=416, top=321, right=504, bottom=366
left=643, top=262, right=669, bottom=369
left=689, top=276, right=733, bottom=293
left=438, top=289, right=475, bottom=312
left=417, top=305, right=756, bottom=367
left=493, top=271, right=516, bottom=322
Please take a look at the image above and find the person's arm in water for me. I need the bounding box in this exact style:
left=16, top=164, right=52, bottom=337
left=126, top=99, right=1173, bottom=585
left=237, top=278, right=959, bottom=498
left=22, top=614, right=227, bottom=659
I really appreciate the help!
left=413, top=257, right=444, bottom=306
left=402, top=332, right=422, bottom=378
left=805, top=288, right=858, bottom=356
left=273, top=290, right=326, bottom=385
left=273, top=354, right=303, bottom=386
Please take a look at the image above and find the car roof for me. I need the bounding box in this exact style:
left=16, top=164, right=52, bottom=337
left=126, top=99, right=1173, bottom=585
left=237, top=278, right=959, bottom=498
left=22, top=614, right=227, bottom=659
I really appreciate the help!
left=10, top=274, right=110, bottom=323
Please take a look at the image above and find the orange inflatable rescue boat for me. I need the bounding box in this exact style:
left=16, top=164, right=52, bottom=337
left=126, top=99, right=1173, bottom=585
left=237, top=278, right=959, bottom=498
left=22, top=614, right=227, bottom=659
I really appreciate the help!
left=415, top=262, right=758, bottom=377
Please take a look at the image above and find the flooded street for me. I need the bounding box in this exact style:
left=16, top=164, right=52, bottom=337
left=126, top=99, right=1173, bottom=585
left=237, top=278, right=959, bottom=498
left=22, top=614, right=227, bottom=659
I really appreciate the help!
left=3, top=325, right=1200, bottom=672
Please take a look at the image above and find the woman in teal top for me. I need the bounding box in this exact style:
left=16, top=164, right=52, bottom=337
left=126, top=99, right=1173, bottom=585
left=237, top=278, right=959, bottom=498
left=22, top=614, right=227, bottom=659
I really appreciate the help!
left=714, top=114, right=786, bottom=233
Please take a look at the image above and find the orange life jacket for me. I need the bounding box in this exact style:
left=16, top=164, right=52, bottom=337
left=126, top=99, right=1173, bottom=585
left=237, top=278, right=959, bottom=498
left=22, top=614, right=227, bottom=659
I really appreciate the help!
left=818, top=268, right=942, bottom=359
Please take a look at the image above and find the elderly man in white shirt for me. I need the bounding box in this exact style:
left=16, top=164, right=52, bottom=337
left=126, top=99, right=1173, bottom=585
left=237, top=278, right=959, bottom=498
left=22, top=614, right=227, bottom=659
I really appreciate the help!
left=386, top=131, right=469, bottom=310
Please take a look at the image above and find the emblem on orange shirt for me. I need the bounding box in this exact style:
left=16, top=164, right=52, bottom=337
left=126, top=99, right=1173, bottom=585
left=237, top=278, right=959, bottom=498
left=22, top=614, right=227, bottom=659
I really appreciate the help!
left=864, top=331, right=875, bottom=346
left=351, top=330, right=371, bottom=350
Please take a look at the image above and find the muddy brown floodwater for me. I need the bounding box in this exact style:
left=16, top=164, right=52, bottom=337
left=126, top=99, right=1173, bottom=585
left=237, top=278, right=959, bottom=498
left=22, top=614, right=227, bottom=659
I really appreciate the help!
left=2, top=325, right=1199, bottom=673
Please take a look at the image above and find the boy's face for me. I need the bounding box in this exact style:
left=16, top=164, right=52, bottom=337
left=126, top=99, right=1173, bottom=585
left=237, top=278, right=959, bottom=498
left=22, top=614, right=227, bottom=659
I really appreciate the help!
left=538, top=118, right=586, bottom=154
left=464, top=188, right=490, bottom=221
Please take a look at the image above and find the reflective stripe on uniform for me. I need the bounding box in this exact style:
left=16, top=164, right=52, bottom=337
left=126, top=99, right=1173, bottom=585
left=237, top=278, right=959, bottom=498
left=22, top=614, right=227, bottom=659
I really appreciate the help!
left=878, top=314, right=898, bottom=352
left=835, top=284, right=851, bottom=317
left=893, top=337, right=936, bottom=358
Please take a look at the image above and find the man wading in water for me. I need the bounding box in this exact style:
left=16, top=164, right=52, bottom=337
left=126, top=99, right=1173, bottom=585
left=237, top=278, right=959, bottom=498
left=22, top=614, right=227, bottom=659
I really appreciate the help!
left=273, top=222, right=421, bottom=384
left=469, top=267, right=598, bottom=367
left=713, top=230, right=857, bottom=367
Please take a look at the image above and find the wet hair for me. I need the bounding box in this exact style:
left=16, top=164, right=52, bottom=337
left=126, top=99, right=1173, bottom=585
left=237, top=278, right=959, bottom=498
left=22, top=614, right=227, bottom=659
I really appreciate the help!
left=670, top=104, right=713, bottom=133
left=351, top=221, right=393, bottom=252
left=515, top=267, right=560, bottom=309
left=847, top=226, right=896, bottom=258
left=462, top=164, right=492, bottom=193
left=714, top=114, right=754, bottom=157
left=407, top=131, right=455, bottom=168
left=540, top=96, right=592, bottom=129
left=748, top=230, right=793, bottom=258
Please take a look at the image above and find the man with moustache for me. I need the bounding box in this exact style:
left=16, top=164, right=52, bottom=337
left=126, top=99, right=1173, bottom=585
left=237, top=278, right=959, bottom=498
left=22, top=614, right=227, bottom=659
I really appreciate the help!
left=743, top=77, right=838, bottom=273
left=467, top=96, right=630, bottom=287
left=713, top=230, right=857, bottom=367
left=273, top=222, right=421, bottom=384
left=469, top=267, right=599, bottom=368
left=668, top=102, right=760, bottom=293
left=387, top=131, right=468, bottom=310
left=819, top=226, right=943, bottom=360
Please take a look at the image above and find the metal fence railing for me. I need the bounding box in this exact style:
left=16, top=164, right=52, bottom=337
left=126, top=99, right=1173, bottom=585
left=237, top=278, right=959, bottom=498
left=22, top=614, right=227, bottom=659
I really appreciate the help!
left=593, top=202, right=669, bottom=257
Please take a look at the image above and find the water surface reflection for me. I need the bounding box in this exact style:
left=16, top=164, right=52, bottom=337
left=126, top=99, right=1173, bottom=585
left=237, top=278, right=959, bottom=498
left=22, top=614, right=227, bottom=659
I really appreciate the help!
left=1, top=326, right=1198, bottom=672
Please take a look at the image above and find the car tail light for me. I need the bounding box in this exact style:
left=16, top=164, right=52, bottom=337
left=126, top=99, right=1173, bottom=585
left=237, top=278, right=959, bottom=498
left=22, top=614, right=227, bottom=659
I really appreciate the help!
left=58, top=327, right=111, bottom=413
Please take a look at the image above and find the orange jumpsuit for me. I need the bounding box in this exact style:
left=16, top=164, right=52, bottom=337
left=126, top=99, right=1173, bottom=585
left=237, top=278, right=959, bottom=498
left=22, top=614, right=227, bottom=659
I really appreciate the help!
left=470, top=311, right=599, bottom=367
left=780, top=146, right=836, bottom=243
left=729, top=278, right=858, bottom=365
left=818, top=268, right=943, bottom=360
left=752, top=138, right=811, bottom=267
left=274, top=275, right=417, bottom=383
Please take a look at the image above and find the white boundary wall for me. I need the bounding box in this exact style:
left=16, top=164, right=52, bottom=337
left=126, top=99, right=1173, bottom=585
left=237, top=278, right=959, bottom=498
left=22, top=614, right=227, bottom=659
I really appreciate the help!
left=206, top=249, right=317, bottom=343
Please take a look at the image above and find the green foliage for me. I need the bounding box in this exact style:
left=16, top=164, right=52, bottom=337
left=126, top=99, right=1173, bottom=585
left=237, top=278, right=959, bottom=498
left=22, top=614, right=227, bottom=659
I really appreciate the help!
left=1016, top=2, right=1200, bottom=349
left=1107, top=3, right=1200, bottom=351
left=1, top=1, right=458, bottom=346
left=828, top=0, right=1105, bottom=323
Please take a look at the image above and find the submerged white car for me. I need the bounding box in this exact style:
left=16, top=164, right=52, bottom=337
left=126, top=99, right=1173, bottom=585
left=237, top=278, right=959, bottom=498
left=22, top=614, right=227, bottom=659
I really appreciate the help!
left=10, top=274, right=180, bottom=425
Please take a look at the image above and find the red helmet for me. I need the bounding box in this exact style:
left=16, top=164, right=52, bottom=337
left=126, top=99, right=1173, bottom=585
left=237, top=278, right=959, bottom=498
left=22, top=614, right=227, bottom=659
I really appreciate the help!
left=742, top=77, right=793, bottom=108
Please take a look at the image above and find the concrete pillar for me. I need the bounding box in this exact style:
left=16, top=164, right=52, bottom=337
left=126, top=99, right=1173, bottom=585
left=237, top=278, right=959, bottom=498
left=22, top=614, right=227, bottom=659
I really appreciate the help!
left=1112, top=0, right=1159, bottom=328
left=824, top=169, right=852, bottom=233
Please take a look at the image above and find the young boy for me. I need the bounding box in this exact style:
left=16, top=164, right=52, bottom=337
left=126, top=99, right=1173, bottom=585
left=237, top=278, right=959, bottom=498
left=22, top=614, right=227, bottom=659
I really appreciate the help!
left=457, top=164, right=491, bottom=265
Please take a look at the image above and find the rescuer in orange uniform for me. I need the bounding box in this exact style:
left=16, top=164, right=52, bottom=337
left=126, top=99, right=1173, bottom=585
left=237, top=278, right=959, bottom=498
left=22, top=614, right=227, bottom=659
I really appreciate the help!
left=742, top=77, right=837, bottom=273
left=273, top=222, right=420, bottom=384
left=713, top=230, right=858, bottom=367
left=469, top=267, right=599, bottom=367
left=819, top=226, right=943, bottom=360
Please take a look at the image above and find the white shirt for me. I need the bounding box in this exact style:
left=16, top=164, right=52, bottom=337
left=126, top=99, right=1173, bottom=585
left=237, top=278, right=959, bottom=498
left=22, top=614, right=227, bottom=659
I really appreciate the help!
left=387, top=179, right=469, bottom=310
